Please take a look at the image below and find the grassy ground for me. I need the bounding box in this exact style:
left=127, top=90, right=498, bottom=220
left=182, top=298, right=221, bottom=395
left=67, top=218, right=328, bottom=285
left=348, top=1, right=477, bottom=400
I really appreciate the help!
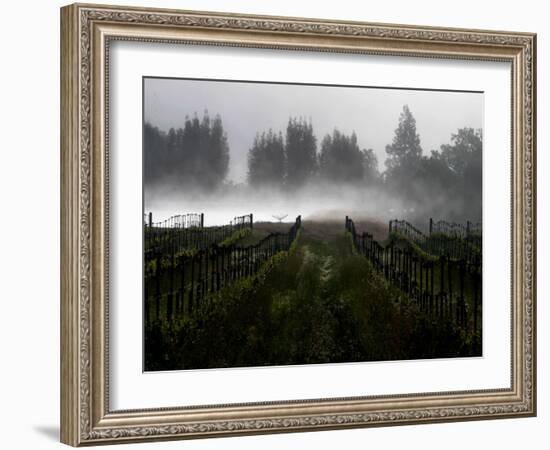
left=144, top=221, right=479, bottom=371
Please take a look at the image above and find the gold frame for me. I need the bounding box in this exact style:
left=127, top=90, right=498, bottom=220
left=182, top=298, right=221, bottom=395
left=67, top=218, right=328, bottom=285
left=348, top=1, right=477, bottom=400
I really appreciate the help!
left=60, top=3, right=537, bottom=446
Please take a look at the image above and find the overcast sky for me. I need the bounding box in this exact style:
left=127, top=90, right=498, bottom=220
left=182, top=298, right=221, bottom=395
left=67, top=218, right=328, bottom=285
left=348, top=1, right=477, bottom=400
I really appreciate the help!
left=144, top=77, right=483, bottom=183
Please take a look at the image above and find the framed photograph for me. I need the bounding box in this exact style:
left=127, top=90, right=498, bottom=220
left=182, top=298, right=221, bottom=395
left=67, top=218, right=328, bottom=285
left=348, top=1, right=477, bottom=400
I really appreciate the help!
left=60, top=3, right=537, bottom=446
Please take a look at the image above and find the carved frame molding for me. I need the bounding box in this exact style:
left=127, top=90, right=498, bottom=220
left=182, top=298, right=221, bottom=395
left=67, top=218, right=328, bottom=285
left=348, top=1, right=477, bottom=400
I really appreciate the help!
left=61, top=3, right=536, bottom=446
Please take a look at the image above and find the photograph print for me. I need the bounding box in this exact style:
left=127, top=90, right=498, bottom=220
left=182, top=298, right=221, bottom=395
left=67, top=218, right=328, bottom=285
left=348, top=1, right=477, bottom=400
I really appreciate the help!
left=143, top=77, right=482, bottom=372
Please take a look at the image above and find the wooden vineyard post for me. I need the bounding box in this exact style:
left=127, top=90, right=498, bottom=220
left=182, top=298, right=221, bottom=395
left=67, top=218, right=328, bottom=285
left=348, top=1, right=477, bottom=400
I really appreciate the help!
left=167, top=250, right=174, bottom=321
left=178, top=254, right=185, bottom=317
left=155, top=251, right=161, bottom=322
left=386, top=244, right=393, bottom=281
left=458, top=261, right=465, bottom=327
left=412, top=257, right=417, bottom=299
left=430, top=262, right=434, bottom=316
left=204, top=250, right=210, bottom=299
left=247, top=247, right=251, bottom=277
left=406, top=252, right=411, bottom=295
left=420, top=261, right=425, bottom=311
left=242, top=247, right=246, bottom=277
left=403, top=251, right=408, bottom=293
left=199, top=250, right=204, bottom=305
left=189, top=253, right=195, bottom=314
left=231, top=248, right=236, bottom=281
left=221, top=247, right=226, bottom=288
left=392, top=245, right=397, bottom=285
left=144, top=266, right=150, bottom=326
left=235, top=248, right=240, bottom=278
left=402, top=251, right=407, bottom=293
left=398, top=249, right=403, bottom=290
left=204, top=250, right=209, bottom=300
left=211, top=250, right=216, bottom=293
left=408, top=252, right=413, bottom=296
left=473, top=267, right=480, bottom=338
left=440, top=256, right=445, bottom=318
left=215, top=248, right=220, bottom=292
left=448, top=258, right=454, bottom=323
left=384, top=246, right=389, bottom=279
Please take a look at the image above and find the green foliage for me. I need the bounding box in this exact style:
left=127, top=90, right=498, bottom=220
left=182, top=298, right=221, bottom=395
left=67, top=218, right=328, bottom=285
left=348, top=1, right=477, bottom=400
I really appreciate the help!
left=144, top=249, right=290, bottom=371
left=144, top=247, right=197, bottom=276
left=219, top=227, right=252, bottom=248
left=388, top=230, right=481, bottom=262
left=345, top=231, right=359, bottom=256
left=388, top=231, right=437, bottom=261
left=145, top=226, right=258, bottom=274
left=288, top=229, right=302, bottom=254
left=144, top=231, right=480, bottom=372
left=428, top=232, right=482, bottom=257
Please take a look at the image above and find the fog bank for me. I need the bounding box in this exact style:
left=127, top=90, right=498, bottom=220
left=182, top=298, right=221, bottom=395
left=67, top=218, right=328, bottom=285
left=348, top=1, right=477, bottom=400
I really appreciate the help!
left=145, top=181, right=478, bottom=230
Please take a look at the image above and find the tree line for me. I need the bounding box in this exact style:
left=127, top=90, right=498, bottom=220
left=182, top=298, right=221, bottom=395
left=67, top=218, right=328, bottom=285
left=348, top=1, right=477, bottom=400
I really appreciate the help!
left=144, top=106, right=482, bottom=219
left=247, top=118, right=380, bottom=188
left=144, top=112, right=229, bottom=191
left=384, top=106, right=482, bottom=219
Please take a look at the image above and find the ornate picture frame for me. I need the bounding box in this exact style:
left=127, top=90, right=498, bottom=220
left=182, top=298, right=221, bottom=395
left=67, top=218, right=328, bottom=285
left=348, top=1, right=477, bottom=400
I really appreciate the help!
left=60, top=3, right=536, bottom=446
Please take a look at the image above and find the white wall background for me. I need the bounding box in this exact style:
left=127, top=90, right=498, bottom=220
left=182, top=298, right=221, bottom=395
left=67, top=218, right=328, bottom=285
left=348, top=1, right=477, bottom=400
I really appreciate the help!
left=0, top=0, right=546, bottom=448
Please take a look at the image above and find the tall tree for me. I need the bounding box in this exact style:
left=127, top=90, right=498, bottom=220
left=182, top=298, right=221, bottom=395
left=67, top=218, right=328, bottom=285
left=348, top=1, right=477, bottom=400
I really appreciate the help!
left=247, top=130, right=285, bottom=187
left=319, top=130, right=364, bottom=182
left=285, top=117, right=317, bottom=187
left=208, top=114, right=230, bottom=184
left=362, top=148, right=380, bottom=186
left=439, top=127, right=482, bottom=177
left=437, top=127, right=482, bottom=219
left=167, top=127, right=177, bottom=153
left=384, top=105, right=423, bottom=176
left=398, top=127, right=482, bottom=222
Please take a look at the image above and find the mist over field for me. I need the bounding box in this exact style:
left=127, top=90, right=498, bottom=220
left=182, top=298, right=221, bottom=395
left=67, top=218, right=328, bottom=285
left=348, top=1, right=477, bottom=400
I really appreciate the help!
left=143, top=77, right=483, bottom=229
left=145, top=181, right=472, bottom=230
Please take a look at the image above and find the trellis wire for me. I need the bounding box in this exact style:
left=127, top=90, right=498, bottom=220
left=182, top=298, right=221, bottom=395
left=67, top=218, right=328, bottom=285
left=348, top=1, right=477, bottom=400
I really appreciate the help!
left=390, top=218, right=482, bottom=264
left=144, top=215, right=301, bottom=325
left=348, top=216, right=481, bottom=339
left=144, top=213, right=253, bottom=254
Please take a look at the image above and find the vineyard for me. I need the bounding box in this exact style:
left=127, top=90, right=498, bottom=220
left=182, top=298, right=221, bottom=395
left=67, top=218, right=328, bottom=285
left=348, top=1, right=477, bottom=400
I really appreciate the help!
left=144, top=212, right=253, bottom=254
left=347, top=216, right=482, bottom=341
left=144, top=212, right=482, bottom=371
left=144, top=213, right=301, bottom=325
left=389, top=218, right=481, bottom=264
